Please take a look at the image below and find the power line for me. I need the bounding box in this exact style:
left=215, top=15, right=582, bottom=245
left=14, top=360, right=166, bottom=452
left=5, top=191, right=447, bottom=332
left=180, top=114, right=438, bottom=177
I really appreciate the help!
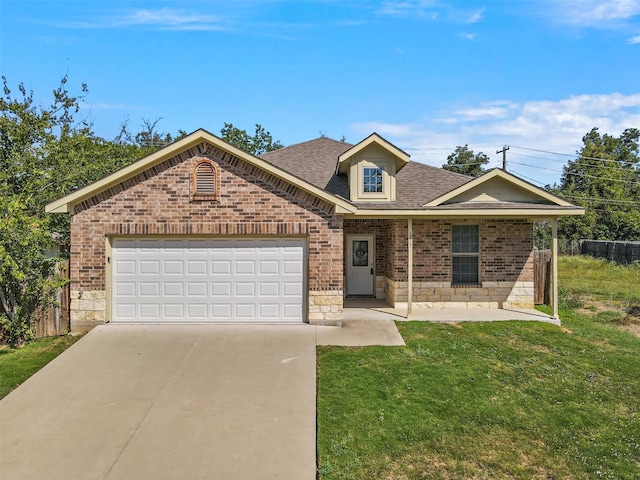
left=510, top=151, right=631, bottom=171
left=562, top=195, right=640, bottom=206
left=508, top=160, right=639, bottom=185
left=510, top=170, right=640, bottom=207
left=510, top=144, right=639, bottom=165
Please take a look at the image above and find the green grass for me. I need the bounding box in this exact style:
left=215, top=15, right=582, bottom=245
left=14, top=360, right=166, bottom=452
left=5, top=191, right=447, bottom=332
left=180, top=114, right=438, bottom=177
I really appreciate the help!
left=317, top=258, right=640, bottom=479
left=0, top=335, right=82, bottom=399
left=559, top=255, right=640, bottom=307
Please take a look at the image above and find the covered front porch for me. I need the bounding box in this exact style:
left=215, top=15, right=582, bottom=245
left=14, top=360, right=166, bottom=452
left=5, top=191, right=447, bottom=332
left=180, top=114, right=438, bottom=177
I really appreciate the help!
left=343, top=217, right=562, bottom=319
left=343, top=298, right=560, bottom=325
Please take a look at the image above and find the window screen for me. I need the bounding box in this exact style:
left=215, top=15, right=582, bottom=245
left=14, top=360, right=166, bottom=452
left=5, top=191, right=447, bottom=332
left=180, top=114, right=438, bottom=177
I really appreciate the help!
left=452, top=225, right=479, bottom=285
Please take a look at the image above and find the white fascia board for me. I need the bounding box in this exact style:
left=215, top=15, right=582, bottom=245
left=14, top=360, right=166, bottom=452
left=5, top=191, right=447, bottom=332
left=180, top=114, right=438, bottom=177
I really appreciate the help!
left=346, top=207, right=585, bottom=218
left=423, top=169, right=575, bottom=207
left=45, top=129, right=352, bottom=214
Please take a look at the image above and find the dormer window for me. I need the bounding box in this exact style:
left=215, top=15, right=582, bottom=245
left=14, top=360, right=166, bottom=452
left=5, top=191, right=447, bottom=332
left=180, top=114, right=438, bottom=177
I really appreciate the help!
left=191, top=158, right=220, bottom=201
left=336, top=134, right=409, bottom=203
left=363, top=167, right=383, bottom=193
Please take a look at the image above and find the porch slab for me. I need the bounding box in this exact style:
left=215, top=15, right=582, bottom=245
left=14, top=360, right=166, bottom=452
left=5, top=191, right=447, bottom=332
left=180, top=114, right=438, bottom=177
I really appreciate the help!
left=344, top=299, right=560, bottom=326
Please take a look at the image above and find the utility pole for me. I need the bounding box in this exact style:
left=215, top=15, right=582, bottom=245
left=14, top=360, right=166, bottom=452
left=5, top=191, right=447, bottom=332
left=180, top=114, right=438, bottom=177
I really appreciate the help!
left=496, top=145, right=509, bottom=171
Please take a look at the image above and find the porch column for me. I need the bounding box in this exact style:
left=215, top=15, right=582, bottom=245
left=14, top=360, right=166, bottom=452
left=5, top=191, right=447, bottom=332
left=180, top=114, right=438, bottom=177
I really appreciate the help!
left=407, top=219, right=413, bottom=320
left=551, top=218, right=559, bottom=319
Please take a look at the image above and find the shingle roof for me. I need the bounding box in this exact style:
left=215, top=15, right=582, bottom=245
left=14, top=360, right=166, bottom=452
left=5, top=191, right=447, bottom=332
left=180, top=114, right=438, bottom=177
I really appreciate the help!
left=260, top=137, right=473, bottom=209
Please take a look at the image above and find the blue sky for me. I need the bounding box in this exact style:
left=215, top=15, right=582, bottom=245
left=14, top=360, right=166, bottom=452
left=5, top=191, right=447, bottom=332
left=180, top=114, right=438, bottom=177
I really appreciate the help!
left=1, top=0, right=639, bottom=186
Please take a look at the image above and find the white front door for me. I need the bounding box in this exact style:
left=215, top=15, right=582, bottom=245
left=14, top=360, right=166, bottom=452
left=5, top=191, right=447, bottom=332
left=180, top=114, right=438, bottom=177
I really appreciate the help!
left=346, top=235, right=375, bottom=296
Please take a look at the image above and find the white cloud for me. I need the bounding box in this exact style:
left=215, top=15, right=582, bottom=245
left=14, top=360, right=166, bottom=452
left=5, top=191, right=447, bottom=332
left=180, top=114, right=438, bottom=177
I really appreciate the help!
left=461, top=32, right=478, bottom=40
left=627, top=35, right=640, bottom=43
left=351, top=93, right=640, bottom=186
left=58, top=8, right=229, bottom=31
left=376, top=1, right=438, bottom=18
left=548, top=0, right=640, bottom=27
left=467, top=9, right=484, bottom=23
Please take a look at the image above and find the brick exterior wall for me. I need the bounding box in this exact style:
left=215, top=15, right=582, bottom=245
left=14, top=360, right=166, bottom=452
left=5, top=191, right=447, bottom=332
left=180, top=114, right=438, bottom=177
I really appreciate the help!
left=344, top=218, right=535, bottom=309
left=69, top=142, right=343, bottom=330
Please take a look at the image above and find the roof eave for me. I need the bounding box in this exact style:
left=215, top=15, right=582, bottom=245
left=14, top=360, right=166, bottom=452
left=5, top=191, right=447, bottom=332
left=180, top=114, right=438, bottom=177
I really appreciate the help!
left=45, top=129, right=354, bottom=215
left=345, top=207, right=586, bottom=218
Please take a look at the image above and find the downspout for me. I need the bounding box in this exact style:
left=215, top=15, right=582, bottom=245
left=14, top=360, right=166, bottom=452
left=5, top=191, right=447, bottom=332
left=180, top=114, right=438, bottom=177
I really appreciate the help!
left=407, top=219, right=413, bottom=320
left=551, top=218, right=559, bottom=319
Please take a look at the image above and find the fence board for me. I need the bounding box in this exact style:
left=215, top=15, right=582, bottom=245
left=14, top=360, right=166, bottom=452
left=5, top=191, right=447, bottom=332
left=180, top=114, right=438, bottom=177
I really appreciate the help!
left=534, top=249, right=551, bottom=305
left=33, top=261, right=70, bottom=337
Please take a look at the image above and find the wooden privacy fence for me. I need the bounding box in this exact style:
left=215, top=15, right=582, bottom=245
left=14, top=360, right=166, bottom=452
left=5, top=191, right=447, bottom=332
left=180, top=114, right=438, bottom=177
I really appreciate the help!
left=534, top=249, right=551, bottom=305
left=581, top=240, right=640, bottom=264
left=33, top=261, right=70, bottom=337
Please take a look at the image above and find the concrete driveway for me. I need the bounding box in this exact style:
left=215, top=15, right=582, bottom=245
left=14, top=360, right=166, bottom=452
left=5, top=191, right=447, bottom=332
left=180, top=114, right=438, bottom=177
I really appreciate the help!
left=1, top=324, right=318, bottom=480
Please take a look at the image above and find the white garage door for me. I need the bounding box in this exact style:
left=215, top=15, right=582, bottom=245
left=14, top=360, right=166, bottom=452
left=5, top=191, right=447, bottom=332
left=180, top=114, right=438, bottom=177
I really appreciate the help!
left=112, top=238, right=305, bottom=323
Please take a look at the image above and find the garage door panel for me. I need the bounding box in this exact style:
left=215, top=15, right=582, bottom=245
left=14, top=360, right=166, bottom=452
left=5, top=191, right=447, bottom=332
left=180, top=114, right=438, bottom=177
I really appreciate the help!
left=115, top=304, right=136, bottom=318
left=259, top=260, right=279, bottom=274
left=163, top=282, right=183, bottom=296
left=163, top=260, right=184, bottom=275
left=139, top=260, right=160, bottom=275
left=115, top=282, right=136, bottom=296
left=115, top=260, right=136, bottom=275
left=112, top=238, right=305, bottom=323
left=211, top=260, right=231, bottom=274
left=260, top=283, right=279, bottom=296
left=283, top=282, right=302, bottom=297
left=139, top=282, right=160, bottom=297
left=163, top=304, right=184, bottom=318
left=283, top=304, right=302, bottom=319
left=235, top=304, right=256, bottom=318
left=211, top=282, right=231, bottom=297
left=139, top=304, right=161, bottom=318
left=211, top=304, right=232, bottom=319
left=234, top=260, right=255, bottom=275
left=187, top=282, right=207, bottom=296
left=259, top=304, right=279, bottom=318
left=187, top=260, right=207, bottom=275
left=187, top=304, right=208, bottom=318
left=235, top=282, right=255, bottom=297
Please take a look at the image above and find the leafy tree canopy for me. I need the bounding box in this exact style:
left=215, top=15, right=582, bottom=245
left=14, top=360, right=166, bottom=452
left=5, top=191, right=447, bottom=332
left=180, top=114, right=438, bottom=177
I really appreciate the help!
left=443, top=145, right=489, bottom=177
left=220, top=123, right=283, bottom=155
left=558, top=127, right=640, bottom=241
left=0, top=76, right=174, bottom=344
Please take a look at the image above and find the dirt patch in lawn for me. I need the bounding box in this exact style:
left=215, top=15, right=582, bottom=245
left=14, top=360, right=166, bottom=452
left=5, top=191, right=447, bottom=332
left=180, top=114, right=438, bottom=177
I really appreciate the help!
left=577, top=300, right=640, bottom=338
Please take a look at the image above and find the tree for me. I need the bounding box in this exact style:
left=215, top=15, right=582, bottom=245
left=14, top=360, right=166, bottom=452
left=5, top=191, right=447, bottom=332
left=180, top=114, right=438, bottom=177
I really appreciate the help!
left=443, top=145, right=489, bottom=177
left=558, top=128, right=640, bottom=241
left=116, top=117, right=186, bottom=153
left=0, top=75, right=84, bottom=344
left=0, top=76, right=177, bottom=344
left=220, top=123, right=283, bottom=155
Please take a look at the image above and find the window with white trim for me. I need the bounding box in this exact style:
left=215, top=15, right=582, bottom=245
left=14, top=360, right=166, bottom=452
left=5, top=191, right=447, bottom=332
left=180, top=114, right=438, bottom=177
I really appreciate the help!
left=452, top=225, right=480, bottom=285
left=363, top=167, right=383, bottom=193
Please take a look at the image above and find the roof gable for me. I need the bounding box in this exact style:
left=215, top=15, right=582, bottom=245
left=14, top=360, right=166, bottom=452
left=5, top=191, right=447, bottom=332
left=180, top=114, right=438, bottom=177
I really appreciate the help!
left=424, top=169, right=574, bottom=207
left=46, top=129, right=356, bottom=214
left=336, top=133, right=409, bottom=175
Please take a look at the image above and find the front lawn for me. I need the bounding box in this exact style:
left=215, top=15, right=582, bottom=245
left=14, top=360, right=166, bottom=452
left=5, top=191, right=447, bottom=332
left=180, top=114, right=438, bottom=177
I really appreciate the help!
left=317, top=314, right=640, bottom=479
left=317, top=257, right=640, bottom=479
left=0, top=335, right=82, bottom=399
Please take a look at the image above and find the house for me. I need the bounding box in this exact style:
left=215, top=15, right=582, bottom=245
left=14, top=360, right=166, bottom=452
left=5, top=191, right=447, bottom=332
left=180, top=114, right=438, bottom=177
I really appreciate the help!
left=46, top=129, right=584, bottom=332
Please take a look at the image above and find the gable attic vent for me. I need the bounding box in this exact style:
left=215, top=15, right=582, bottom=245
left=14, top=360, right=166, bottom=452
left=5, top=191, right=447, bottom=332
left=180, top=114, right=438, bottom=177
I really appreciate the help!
left=195, top=162, right=216, bottom=194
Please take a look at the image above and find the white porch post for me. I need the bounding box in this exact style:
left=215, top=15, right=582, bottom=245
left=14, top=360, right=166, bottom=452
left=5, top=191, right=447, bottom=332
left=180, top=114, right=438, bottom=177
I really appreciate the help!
left=551, top=218, right=559, bottom=319
left=407, top=218, right=413, bottom=320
